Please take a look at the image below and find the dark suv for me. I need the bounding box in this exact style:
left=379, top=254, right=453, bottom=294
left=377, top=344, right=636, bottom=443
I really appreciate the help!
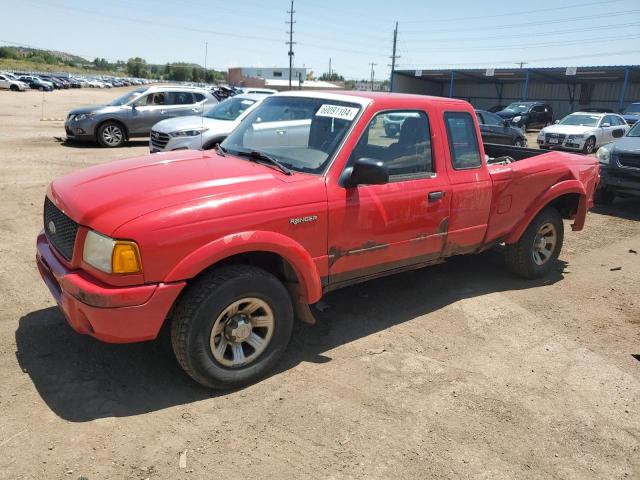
left=497, top=102, right=553, bottom=132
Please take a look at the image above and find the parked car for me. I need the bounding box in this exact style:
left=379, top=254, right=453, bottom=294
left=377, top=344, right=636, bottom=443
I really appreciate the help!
left=621, top=102, right=640, bottom=126
left=496, top=102, right=553, bottom=131
left=37, top=91, right=598, bottom=389
left=150, top=94, right=267, bottom=152
left=475, top=109, right=527, bottom=146
left=0, top=73, right=29, bottom=91
left=537, top=112, right=629, bottom=154
left=64, top=86, right=218, bottom=147
left=39, top=75, right=66, bottom=89
left=382, top=111, right=413, bottom=137
left=595, top=120, right=640, bottom=203
left=17, top=76, right=53, bottom=91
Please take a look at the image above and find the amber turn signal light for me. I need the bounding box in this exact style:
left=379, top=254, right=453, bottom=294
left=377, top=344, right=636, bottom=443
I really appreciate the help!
left=112, top=241, right=142, bottom=274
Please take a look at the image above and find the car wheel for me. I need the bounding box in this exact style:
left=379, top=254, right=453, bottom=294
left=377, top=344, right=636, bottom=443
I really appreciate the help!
left=170, top=265, right=294, bottom=389
left=97, top=121, right=126, bottom=148
left=594, top=187, right=615, bottom=205
left=10, top=84, right=19, bottom=92
left=38, top=86, right=44, bottom=91
left=514, top=138, right=526, bottom=147
left=384, top=125, right=396, bottom=138
left=521, top=123, right=528, bottom=133
left=504, top=207, right=564, bottom=279
left=582, top=136, right=596, bottom=154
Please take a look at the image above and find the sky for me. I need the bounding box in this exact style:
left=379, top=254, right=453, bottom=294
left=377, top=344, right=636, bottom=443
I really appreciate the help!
left=1, top=0, right=639, bottom=80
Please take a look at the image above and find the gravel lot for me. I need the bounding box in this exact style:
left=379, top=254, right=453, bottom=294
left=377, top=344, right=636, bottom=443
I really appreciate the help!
left=0, top=87, right=639, bottom=480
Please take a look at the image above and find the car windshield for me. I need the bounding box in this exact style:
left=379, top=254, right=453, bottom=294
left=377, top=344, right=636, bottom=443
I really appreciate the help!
left=221, top=96, right=361, bottom=175
left=109, top=89, right=146, bottom=106
left=624, top=103, right=640, bottom=115
left=504, top=103, right=531, bottom=113
left=559, top=114, right=600, bottom=127
left=627, top=121, right=640, bottom=137
left=205, top=97, right=256, bottom=121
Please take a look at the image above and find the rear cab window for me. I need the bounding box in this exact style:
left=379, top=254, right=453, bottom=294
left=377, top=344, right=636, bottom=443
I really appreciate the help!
left=444, top=111, right=482, bottom=170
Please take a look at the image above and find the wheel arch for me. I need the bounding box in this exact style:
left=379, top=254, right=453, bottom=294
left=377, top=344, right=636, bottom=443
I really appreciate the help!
left=505, top=180, right=586, bottom=244
left=164, top=231, right=323, bottom=304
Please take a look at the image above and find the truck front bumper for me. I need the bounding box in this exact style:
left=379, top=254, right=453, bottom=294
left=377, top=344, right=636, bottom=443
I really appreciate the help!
left=599, top=167, right=640, bottom=196
left=36, top=232, right=185, bottom=343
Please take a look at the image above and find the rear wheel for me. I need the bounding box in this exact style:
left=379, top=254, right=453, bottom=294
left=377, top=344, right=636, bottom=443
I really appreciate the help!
left=504, top=207, right=564, bottom=279
left=170, top=265, right=294, bottom=389
left=514, top=138, right=526, bottom=147
left=97, top=121, right=125, bottom=148
left=582, top=136, right=596, bottom=154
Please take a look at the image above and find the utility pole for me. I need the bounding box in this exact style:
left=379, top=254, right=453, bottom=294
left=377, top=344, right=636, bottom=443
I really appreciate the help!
left=204, top=41, right=208, bottom=83
left=389, top=22, right=399, bottom=92
left=329, top=58, right=332, bottom=78
left=516, top=61, right=528, bottom=69
left=286, top=1, right=296, bottom=90
left=369, top=62, right=376, bottom=91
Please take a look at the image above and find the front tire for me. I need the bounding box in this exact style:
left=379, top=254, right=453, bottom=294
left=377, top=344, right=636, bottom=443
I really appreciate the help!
left=97, top=121, right=126, bottom=148
left=10, top=84, right=19, bottom=92
left=504, top=207, right=564, bottom=279
left=583, top=136, right=596, bottom=154
left=514, top=138, right=526, bottom=147
left=170, top=265, right=294, bottom=389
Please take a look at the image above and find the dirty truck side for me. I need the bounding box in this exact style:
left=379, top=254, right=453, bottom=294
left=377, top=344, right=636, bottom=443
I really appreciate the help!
left=36, top=91, right=599, bottom=389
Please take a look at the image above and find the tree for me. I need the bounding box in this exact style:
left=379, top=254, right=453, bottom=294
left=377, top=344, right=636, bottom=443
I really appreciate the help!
left=319, top=72, right=344, bottom=82
left=126, top=57, right=148, bottom=77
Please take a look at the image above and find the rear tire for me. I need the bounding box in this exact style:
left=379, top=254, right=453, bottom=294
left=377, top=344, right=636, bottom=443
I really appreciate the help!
left=514, top=138, right=525, bottom=147
left=97, top=121, right=126, bottom=148
left=504, top=207, right=564, bottom=279
left=170, top=265, right=294, bottom=389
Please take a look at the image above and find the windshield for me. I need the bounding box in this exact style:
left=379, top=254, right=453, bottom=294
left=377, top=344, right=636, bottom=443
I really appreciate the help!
left=559, top=114, right=600, bottom=127
left=221, top=96, right=361, bottom=175
left=627, top=121, right=640, bottom=137
left=205, top=97, right=256, bottom=121
left=624, top=103, right=640, bottom=115
left=504, top=103, right=531, bottom=113
left=109, top=89, right=146, bottom=106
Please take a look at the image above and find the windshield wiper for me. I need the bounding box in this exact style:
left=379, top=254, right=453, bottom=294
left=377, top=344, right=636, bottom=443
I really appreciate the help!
left=234, top=149, right=293, bottom=175
left=215, top=143, right=227, bottom=156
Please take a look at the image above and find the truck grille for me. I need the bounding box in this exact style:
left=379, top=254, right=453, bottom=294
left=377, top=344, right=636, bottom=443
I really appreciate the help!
left=150, top=130, right=170, bottom=150
left=44, top=197, right=78, bottom=261
left=618, top=154, right=640, bottom=169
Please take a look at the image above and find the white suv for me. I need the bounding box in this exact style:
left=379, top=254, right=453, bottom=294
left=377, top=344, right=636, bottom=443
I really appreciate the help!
left=0, top=73, right=29, bottom=91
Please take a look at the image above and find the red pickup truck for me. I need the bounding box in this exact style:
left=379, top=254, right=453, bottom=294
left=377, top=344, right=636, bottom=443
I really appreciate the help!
left=36, top=91, right=599, bottom=389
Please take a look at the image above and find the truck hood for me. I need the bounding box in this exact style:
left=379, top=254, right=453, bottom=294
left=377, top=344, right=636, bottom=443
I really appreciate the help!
left=48, top=150, right=300, bottom=236
left=540, top=124, right=596, bottom=136
left=612, top=135, right=640, bottom=154
left=152, top=115, right=235, bottom=134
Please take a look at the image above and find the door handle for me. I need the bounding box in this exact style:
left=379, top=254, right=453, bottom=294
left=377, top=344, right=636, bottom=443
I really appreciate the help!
left=428, top=191, right=444, bottom=202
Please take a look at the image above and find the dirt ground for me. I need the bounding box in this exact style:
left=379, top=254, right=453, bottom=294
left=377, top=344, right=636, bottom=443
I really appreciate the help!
left=0, top=87, right=639, bottom=480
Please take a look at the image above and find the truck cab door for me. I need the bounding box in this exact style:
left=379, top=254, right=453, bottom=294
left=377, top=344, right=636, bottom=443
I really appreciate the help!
left=441, top=111, right=493, bottom=255
left=326, top=110, right=450, bottom=286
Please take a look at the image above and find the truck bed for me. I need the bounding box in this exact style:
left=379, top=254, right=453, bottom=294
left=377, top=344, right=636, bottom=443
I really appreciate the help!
left=483, top=142, right=549, bottom=161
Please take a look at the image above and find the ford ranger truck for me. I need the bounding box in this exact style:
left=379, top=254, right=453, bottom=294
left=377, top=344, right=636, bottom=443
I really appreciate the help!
left=36, top=91, right=599, bottom=389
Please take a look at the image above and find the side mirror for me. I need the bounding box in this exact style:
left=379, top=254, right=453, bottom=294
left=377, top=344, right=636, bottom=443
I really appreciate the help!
left=554, top=120, right=560, bottom=124
left=601, top=122, right=611, bottom=128
left=341, top=158, right=389, bottom=187
left=613, top=128, right=625, bottom=138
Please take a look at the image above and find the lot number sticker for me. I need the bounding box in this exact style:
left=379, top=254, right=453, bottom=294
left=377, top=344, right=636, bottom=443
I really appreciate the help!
left=316, top=104, right=359, bottom=121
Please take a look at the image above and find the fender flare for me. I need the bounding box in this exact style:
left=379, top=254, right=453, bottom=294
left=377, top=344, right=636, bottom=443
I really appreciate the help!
left=165, top=230, right=323, bottom=303
left=505, top=180, right=586, bottom=244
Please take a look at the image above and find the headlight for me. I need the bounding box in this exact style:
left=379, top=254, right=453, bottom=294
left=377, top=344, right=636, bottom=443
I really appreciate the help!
left=567, top=134, right=584, bottom=141
left=596, top=144, right=612, bottom=165
left=512, top=115, right=522, bottom=123
left=83, top=230, right=142, bottom=274
left=169, top=127, right=209, bottom=137
left=74, top=113, right=95, bottom=121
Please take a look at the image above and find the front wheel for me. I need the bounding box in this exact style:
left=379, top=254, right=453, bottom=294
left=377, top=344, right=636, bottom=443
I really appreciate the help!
left=170, top=265, right=294, bottom=389
left=97, top=121, right=125, bottom=148
left=504, top=207, right=564, bottom=279
left=582, top=136, right=596, bottom=154
left=514, top=138, right=526, bottom=147
left=10, top=84, right=19, bottom=92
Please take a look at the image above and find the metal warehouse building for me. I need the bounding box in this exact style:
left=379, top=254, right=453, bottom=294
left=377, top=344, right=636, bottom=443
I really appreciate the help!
left=392, top=66, right=639, bottom=118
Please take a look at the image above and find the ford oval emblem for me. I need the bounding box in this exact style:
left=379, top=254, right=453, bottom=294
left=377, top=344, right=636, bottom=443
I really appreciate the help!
left=48, top=221, right=57, bottom=235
